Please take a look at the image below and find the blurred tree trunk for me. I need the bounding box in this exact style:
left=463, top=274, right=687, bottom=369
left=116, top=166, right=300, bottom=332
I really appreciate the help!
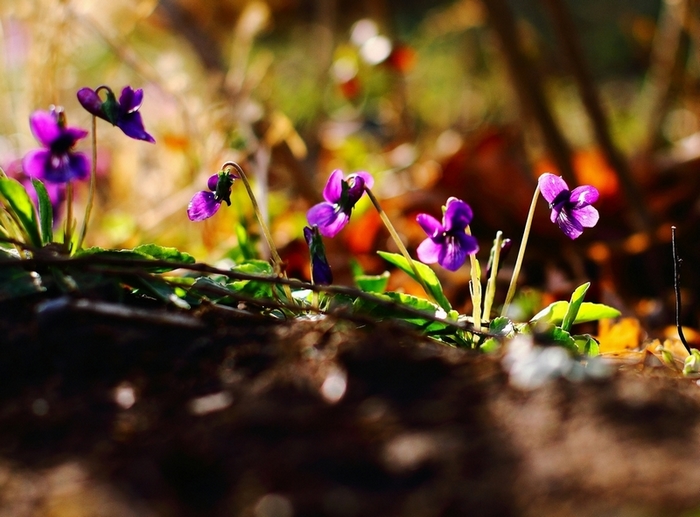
left=480, top=0, right=577, bottom=186
left=542, top=0, right=655, bottom=234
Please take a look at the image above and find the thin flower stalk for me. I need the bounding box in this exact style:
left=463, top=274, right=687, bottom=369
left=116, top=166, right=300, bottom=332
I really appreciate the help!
left=467, top=225, right=483, bottom=331
left=76, top=115, right=97, bottom=251
left=363, top=186, right=434, bottom=304
left=482, top=231, right=504, bottom=321
left=221, top=161, right=293, bottom=301
left=64, top=182, right=74, bottom=248
left=501, top=187, right=540, bottom=317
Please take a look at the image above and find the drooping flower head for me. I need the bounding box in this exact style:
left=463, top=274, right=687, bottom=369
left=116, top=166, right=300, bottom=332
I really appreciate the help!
left=416, top=197, right=479, bottom=271
left=187, top=169, right=237, bottom=221
left=304, top=225, right=333, bottom=285
left=307, top=169, right=374, bottom=238
left=77, top=85, right=155, bottom=143
left=538, top=173, right=599, bottom=240
left=22, top=108, right=89, bottom=184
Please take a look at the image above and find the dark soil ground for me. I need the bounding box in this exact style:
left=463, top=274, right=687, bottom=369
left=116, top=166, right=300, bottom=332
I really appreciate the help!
left=2, top=293, right=700, bottom=517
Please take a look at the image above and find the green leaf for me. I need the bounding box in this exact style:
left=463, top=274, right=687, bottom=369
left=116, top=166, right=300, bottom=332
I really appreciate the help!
left=489, top=316, right=514, bottom=337
left=232, top=259, right=274, bottom=275
left=574, top=334, right=600, bottom=356
left=132, top=276, right=190, bottom=309
left=480, top=338, right=500, bottom=353
left=377, top=251, right=452, bottom=312
left=133, top=244, right=195, bottom=265
left=531, top=301, right=620, bottom=326
left=353, top=291, right=457, bottom=336
left=77, top=245, right=195, bottom=273
left=349, top=259, right=364, bottom=278
left=355, top=271, right=390, bottom=293
left=543, top=326, right=578, bottom=353
left=561, top=282, right=590, bottom=332
left=0, top=178, right=42, bottom=247
left=31, top=179, right=53, bottom=245
left=228, top=260, right=275, bottom=298
left=235, top=222, right=258, bottom=260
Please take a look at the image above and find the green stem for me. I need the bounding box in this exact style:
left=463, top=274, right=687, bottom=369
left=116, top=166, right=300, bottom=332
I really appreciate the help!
left=64, top=181, right=74, bottom=251
left=364, top=186, right=434, bottom=304
left=76, top=115, right=97, bottom=251
left=222, top=161, right=294, bottom=302
left=482, top=230, right=504, bottom=321
left=501, top=186, right=540, bottom=317
left=466, top=225, right=482, bottom=332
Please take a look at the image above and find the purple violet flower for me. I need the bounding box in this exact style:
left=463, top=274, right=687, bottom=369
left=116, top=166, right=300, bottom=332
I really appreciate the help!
left=304, top=225, right=333, bottom=285
left=77, top=85, right=155, bottom=143
left=187, top=170, right=237, bottom=221
left=22, top=109, right=89, bottom=184
left=538, top=173, right=599, bottom=240
left=306, top=169, right=374, bottom=238
left=416, top=197, right=479, bottom=272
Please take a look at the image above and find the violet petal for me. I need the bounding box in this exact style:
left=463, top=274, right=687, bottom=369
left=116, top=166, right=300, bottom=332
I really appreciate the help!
left=439, top=232, right=478, bottom=271
left=76, top=88, right=105, bottom=118
left=117, top=113, right=155, bottom=143
left=187, top=191, right=221, bottom=221
left=351, top=170, right=374, bottom=190
left=66, top=152, right=90, bottom=181
left=22, top=149, right=51, bottom=179
left=556, top=209, right=584, bottom=239
left=119, top=86, right=143, bottom=113
left=570, top=185, right=599, bottom=208
left=538, top=173, right=568, bottom=204
left=319, top=211, right=349, bottom=238
left=307, top=202, right=338, bottom=229
left=29, top=111, right=61, bottom=147
left=443, top=197, right=473, bottom=232
left=312, top=256, right=333, bottom=285
left=63, top=126, right=89, bottom=142
left=207, top=174, right=219, bottom=192
left=416, top=237, right=443, bottom=264
left=322, top=169, right=344, bottom=203
left=573, top=205, right=599, bottom=228
left=416, top=213, right=443, bottom=238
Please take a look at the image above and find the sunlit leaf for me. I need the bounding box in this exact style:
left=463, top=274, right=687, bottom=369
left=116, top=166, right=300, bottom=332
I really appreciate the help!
left=377, top=251, right=451, bottom=312
left=561, top=282, right=590, bottom=332
left=31, top=179, right=53, bottom=245
left=0, top=178, right=41, bottom=247
left=355, top=271, right=390, bottom=293
left=77, top=245, right=195, bottom=273
left=489, top=316, right=514, bottom=337
left=228, top=260, right=275, bottom=298
left=531, top=301, right=620, bottom=326
left=133, top=244, right=195, bottom=265
left=574, top=334, right=600, bottom=356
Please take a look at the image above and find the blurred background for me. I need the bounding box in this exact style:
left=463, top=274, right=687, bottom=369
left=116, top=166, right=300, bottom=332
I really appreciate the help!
left=1, top=0, right=699, bottom=331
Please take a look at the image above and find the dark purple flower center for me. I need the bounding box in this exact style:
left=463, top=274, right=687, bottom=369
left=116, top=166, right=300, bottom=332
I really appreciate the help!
left=549, top=189, right=571, bottom=212
left=214, top=172, right=235, bottom=206
left=338, top=176, right=366, bottom=212
left=49, top=132, right=76, bottom=155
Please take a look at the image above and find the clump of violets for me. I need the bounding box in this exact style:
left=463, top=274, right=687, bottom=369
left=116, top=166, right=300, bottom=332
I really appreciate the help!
left=77, top=85, right=155, bottom=143
left=22, top=108, right=89, bottom=184
left=187, top=170, right=237, bottom=221
left=538, top=173, right=599, bottom=240
left=416, top=197, right=479, bottom=271
left=307, top=169, right=374, bottom=238
left=304, top=225, right=333, bottom=285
